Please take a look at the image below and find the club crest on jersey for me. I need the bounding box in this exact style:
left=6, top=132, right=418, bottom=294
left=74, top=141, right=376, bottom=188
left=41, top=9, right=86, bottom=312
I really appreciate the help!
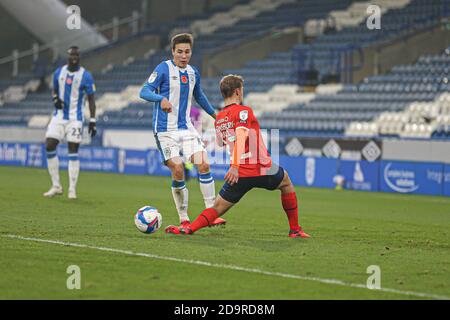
left=239, top=110, right=248, bottom=121
left=148, top=72, right=158, bottom=83
left=181, top=75, right=188, bottom=84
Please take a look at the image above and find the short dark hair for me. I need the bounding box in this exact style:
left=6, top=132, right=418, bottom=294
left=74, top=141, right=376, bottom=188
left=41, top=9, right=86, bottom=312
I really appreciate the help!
left=67, top=46, right=80, bottom=54
left=220, top=74, right=244, bottom=99
left=171, top=33, right=194, bottom=50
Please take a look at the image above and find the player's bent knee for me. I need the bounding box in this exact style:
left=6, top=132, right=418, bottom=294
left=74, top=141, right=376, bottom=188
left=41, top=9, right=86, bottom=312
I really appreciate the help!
left=167, top=157, right=184, bottom=167
left=191, top=151, right=208, bottom=168
left=197, top=162, right=210, bottom=174
left=171, top=163, right=185, bottom=180
left=278, top=169, right=292, bottom=190
left=45, top=138, right=59, bottom=152
left=279, top=169, right=288, bottom=183
left=283, top=170, right=291, bottom=184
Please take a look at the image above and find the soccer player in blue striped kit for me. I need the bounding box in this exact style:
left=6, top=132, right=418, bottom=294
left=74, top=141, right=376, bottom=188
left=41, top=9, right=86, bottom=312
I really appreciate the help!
left=44, top=46, right=97, bottom=199
left=140, top=33, right=225, bottom=228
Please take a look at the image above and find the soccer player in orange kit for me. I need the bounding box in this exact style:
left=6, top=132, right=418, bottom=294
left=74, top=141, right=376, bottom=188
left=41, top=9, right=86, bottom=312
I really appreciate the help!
left=165, top=75, right=310, bottom=238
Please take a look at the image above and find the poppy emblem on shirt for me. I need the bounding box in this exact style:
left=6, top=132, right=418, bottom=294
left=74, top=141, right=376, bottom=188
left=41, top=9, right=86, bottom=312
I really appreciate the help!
left=66, top=78, right=73, bottom=85
left=181, top=75, right=188, bottom=84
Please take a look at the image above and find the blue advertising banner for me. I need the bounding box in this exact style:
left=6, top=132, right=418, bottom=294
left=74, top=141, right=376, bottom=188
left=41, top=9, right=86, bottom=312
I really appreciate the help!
left=144, top=149, right=227, bottom=179
left=209, top=163, right=230, bottom=181
left=279, top=156, right=337, bottom=188
left=380, top=160, right=444, bottom=196
left=0, top=143, right=29, bottom=167
left=56, top=145, right=118, bottom=172
left=2, top=143, right=448, bottom=196
left=146, top=148, right=171, bottom=177
left=444, top=164, right=450, bottom=197
left=118, top=149, right=148, bottom=175
left=279, top=155, right=303, bottom=186
left=209, top=150, right=230, bottom=181
left=0, top=143, right=45, bottom=168
left=26, top=144, right=46, bottom=168
left=339, top=160, right=380, bottom=192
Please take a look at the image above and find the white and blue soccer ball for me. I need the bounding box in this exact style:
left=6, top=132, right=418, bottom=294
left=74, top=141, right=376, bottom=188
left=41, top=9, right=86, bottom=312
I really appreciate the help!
left=134, top=206, right=162, bottom=234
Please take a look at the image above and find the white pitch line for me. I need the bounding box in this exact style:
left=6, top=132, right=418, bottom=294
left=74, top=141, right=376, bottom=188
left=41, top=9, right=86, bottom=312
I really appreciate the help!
left=3, top=234, right=449, bottom=300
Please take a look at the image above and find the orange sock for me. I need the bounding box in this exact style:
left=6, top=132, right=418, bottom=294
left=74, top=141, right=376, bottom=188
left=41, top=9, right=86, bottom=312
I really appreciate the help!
left=281, top=192, right=299, bottom=231
left=190, top=208, right=219, bottom=232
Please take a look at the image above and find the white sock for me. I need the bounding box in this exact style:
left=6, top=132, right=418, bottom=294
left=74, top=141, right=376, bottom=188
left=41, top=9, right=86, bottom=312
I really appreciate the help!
left=46, top=151, right=61, bottom=187
left=171, top=180, right=189, bottom=223
left=199, top=172, right=215, bottom=208
left=68, top=154, right=80, bottom=191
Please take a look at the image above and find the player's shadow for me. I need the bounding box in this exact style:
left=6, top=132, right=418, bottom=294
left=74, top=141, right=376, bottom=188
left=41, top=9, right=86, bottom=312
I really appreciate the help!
left=168, top=228, right=307, bottom=253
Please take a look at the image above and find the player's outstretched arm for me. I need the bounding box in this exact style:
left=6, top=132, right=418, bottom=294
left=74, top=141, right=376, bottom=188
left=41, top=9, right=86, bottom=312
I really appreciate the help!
left=51, top=70, right=63, bottom=109
left=139, top=82, right=164, bottom=102
left=193, top=68, right=216, bottom=118
left=194, top=86, right=216, bottom=119
left=83, top=71, right=97, bottom=138
left=87, top=93, right=97, bottom=137
left=139, top=83, right=172, bottom=112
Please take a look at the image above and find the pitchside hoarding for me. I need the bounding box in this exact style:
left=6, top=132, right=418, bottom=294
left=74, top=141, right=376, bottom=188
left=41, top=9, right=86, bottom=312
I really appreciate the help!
left=0, top=143, right=45, bottom=168
left=279, top=155, right=337, bottom=188
left=117, top=148, right=172, bottom=176
left=443, top=164, right=450, bottom=197
left=380, top=160, right=444, bottom=196
left=145, top=148, right=172, bottom=177
left=56, top=146, right=118, bottom=172
left=1, top=143, right=448, bottom=196
left=339, top=160, right=380, bottom=192
left=118, top=149, right=148, bottom=175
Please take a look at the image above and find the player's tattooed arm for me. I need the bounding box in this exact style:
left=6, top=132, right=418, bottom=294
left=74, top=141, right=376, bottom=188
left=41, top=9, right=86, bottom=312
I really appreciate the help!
left=226, top=127, right=249, bottom=185
left=87, top=93, right=97, bottom=137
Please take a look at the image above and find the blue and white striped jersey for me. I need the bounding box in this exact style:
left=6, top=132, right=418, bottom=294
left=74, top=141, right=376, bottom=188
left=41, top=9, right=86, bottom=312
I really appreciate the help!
left=145, top=60, right=214, bottom=133
left=53, top=65, right=96, bottom=121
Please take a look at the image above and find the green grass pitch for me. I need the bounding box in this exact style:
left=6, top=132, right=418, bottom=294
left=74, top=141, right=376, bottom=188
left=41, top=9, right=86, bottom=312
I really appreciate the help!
left=0, top=166, right=449, bottom=300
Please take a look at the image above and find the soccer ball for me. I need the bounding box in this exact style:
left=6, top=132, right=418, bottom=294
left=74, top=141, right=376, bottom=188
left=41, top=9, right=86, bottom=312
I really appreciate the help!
left=134, top=206, right=162, bottom=234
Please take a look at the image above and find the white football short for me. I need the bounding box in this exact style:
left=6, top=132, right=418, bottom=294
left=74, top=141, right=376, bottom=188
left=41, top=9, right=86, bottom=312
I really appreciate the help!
left=155, top=127, right=206, bottom=163
left=45, top=117, right=83, bottom=144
